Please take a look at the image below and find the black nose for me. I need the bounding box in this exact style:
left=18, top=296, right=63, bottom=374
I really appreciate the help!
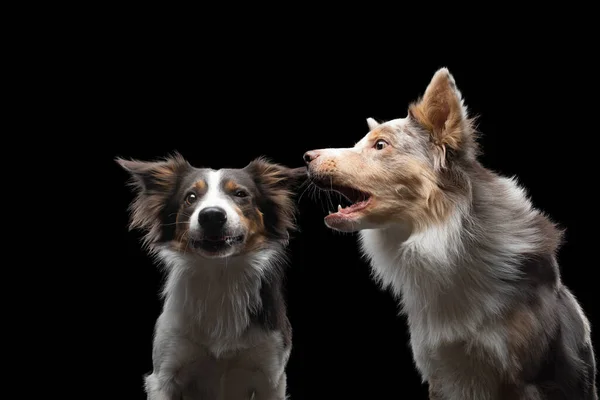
left=303, top=150, right=320, bottom=164
left=198, top=207, right=227, bottom=231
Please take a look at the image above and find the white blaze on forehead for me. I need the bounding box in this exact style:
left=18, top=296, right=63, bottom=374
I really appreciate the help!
left=189, top=170, right=241, bottom=231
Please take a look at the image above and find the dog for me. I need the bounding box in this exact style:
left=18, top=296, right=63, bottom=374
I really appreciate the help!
left=303, top=68, right=597, bottom=399
left=117, top=153, right=305, bottom=400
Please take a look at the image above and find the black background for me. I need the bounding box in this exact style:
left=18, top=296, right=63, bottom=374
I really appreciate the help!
left=96, top=26, right=598, bottom=399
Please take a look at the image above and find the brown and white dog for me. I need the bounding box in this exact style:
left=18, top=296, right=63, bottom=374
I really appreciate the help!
left=303, top=68, right=597, bottom=399
left=117, top=153, right=304, bottom=400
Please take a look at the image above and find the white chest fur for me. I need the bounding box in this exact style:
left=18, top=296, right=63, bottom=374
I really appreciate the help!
left=144, top=249, right=290, bottom=399
left=158, top=248, right=277, bottom=356
left=358, top=219, right=523, bottom=380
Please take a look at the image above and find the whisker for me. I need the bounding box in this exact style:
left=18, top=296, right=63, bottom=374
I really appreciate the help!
left=308, top=183, right=318, bottom=202
left=306, top=181, right=321, bottom=205
left=162, top=221, right=190, bottom=227
left=325, top=176, right=335, bottom=211
left=315, top=186, right=333, bottom=214
left=297, top=180, right=313, bottom=204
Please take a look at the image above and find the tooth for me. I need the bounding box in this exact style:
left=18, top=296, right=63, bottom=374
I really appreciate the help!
left=338, top=204, right=342, bottom=212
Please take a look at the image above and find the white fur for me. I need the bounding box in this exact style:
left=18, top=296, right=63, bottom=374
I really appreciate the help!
left=145, top=247, right=289, bottom=399
left=189, top=170, right=242, bottom=233
left=358, top=177, right=555, bottom=399
left=366, top=117, right=380, bottom=131
left=306, top=67, right=596, bottom=399
left=144, top=168, right=291, bottom=399
left=355, top=117, right=405, bottom=149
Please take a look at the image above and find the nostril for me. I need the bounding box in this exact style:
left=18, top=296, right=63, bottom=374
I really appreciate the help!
left=303, top=151, right=318, bottom=164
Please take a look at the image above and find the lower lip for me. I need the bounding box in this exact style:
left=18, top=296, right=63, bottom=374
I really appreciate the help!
left=202, top=236, right=239, bottom=242
left=193, top=236, right=244, bottom=251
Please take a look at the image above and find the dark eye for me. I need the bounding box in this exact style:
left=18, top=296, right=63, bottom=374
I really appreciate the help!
left=185, top=192, right=197, bottom=205
left=234, top=190, right=248, bottom=198
left=374, top=139, right=389, bottom=150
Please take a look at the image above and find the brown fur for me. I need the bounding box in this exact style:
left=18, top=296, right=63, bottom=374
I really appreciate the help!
left=409, top=71, right=465, bottom=150
left=117, top=152, right=191, bottom=249
left=307, top=122, right=455, bottom=232
left=244, top=157, right=305, bottom=243
left=224, top=178, right=268, bottom=252
left=224, top=180, right=237, bottom=192
left=409, top=71, right=479, bottom=168
left=235, top=205, right=267, bottom=253
left=362, top=158, right=453, bottom=232
left=195, top=180, right=207, bottom=191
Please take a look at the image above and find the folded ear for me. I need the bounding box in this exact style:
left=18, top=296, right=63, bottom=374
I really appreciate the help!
left=116, top=152, right=191, bottom=240
left=408, top=68, right=471, bottom=152
left=366, top=117, right=381, bottom=131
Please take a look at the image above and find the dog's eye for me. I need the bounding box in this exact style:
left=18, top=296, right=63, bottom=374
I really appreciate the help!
left=234, top=190, right=248, bottom=198
left=374, top=139, right=389, bottom=150
left=185, top=192, right=198, bottom=205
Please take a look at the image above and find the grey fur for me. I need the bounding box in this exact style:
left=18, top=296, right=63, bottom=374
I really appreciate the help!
left=117, top=155, right=302, bottom=400
left=305, top=68, right=597, bottom=399
left=359, top=166, right=597, bottom=399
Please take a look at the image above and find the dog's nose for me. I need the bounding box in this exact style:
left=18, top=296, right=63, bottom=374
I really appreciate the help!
left=198, top=207, right=227, bottom=230
left=303, top=150, right=320, bottom=164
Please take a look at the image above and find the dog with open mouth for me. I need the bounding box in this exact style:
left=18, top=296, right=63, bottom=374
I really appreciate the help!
left=117, top=153, right=305, bottom=400
left=303, top=68, right=597, bottom=399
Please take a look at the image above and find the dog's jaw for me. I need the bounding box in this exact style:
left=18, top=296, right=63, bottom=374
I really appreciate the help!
left=189, top=234, right=246, bottom=259
left=324, top=211, right=360, bottom=232
left=324, top=198, right=374, bottom=232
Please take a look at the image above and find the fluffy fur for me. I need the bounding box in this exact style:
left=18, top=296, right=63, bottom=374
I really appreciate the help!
left=117, top=153, right=305, bottom=400
left=304, top=68, right=597, bottom=399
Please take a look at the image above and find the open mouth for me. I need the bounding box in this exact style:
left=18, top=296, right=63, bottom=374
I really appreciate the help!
left=193, top=235, right=244, bottom=253
left=322, top=184, right=372, bottom=221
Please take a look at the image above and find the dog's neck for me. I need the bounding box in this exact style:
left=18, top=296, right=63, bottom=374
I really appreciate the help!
left=154, top=246, right=283, bottom=353
left=359, top=171, right=556, bottom=338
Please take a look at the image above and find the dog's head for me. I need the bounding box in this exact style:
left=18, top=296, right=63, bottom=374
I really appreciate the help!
left=304, top=68, right=476, bottom=233
left=117, top=153, right=305, bottom=258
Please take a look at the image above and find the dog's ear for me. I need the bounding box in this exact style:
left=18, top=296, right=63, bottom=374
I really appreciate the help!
left=244, top=158, right=307, bottom=192
left=286, top=166, right=308, bottom=187
left=408, top=68, right=473, bottom=153
left=244, top=157, right=306, bottom=241
left=366, top=117, right=381, bottom=131
left=116, top=152, right=191, bottom=194
left=116, top=152, right=191, bottom=240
